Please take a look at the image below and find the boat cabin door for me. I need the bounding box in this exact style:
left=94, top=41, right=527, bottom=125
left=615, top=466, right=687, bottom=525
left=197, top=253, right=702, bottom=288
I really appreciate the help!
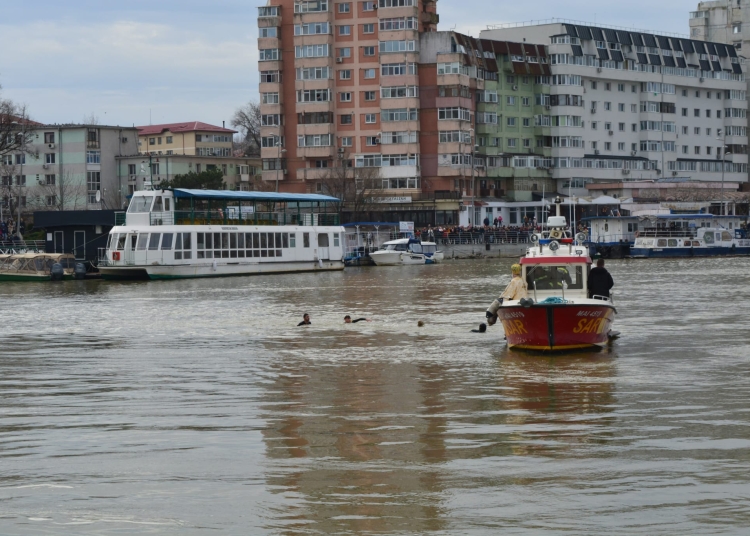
left=318, top=233, right=330, bottom=260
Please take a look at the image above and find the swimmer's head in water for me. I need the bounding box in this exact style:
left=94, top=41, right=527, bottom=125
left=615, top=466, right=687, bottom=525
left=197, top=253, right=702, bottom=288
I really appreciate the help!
left=417, top=321, right=425, bottom=327
left=344, top=315, right=352, bottom=323
left=478, top=323, right=487, bottom=332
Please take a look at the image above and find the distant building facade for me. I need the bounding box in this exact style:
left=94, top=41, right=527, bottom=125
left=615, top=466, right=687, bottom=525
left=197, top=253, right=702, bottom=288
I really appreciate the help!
left=137, top=121, right=237, bottom=157
left=1, top=125, right=139, bottom=214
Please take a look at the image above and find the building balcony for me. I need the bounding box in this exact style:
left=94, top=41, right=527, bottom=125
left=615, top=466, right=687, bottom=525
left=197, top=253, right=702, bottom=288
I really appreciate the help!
left=296, top=123, right=334, bottom=136
left=258, top=37, right=280, bottom=50
left=296, top=167, right=333, bottom=181
left=294, top=78, right=334, bottom=92
left=86, top=140, right=100, bottom=149
left=295, top=100, right=334, bottom=114
left=380, top=165, right=420, bottom=179
left=298, top=146, right=334, bottom=158
left=258, top=59, right=282, bottom=72
left=262, top=169, right=287, bottom=183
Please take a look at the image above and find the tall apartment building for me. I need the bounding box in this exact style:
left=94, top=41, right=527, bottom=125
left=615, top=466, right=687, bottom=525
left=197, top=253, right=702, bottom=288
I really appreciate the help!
left=257, top=0, right=439, bottom=222
left=1, top=125, right=138, bottom=214
left=481, top=21, right=748, bottom=205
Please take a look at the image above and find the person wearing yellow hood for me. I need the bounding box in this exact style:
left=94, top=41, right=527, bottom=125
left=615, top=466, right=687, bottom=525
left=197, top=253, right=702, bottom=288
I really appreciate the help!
left=486, top=264, right=528, bottom=325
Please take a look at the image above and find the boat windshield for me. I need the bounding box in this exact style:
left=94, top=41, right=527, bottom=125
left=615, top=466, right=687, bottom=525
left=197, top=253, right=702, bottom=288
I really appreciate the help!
left=385, top=243, right=408, bottom=251
left=128, top=196, right=153, bottom=213
left=526, top=265, right=584, bottom=291
left=423, top=244, right=437, bottom=254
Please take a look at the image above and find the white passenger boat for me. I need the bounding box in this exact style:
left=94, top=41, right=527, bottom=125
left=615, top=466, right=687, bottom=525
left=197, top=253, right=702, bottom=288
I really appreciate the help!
left=631, top=227, right=750, bottom=258
left=369, top=238, right=444, bottom=265
left=97, top=189, right=346, bottom=280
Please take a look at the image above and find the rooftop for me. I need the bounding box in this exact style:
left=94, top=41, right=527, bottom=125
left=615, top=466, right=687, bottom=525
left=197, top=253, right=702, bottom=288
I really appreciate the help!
left=137, top=122, right=237, bottom=136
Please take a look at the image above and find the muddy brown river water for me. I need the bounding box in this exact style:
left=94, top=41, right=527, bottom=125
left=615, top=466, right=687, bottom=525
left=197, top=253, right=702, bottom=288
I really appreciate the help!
left=0, top=257, right=749, bottom=534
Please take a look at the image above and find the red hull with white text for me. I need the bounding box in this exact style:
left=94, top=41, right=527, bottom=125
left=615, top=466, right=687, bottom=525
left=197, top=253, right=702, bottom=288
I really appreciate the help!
left=497, top=302, right=616, bottom=351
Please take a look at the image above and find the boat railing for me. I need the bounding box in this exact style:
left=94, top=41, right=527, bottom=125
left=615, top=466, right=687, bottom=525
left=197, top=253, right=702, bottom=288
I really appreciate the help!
left=588, top=233, right=633, bottom=244
left=0, top=240, right=46, bottom=254
left=637, top=229, right=696, bottom=238
left=130, top=211, right=341, bottom=227
left=404, top=229, right=534, bottom=245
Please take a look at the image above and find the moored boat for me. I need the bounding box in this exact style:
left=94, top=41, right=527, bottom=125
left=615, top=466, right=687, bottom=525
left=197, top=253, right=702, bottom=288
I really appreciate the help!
left=369, top=238, right=444, bottom=265
left=0, top=253, right=76, bottom=281
left=631, top=226, right=750, bottom=257
left=486, top=197, right=617, bottom=351
left=97, top=189, right=347, bottom=280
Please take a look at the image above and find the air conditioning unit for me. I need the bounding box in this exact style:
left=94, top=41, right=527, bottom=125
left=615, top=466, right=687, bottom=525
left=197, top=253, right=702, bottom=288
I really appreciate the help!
left=512, top=85, right=518, bottom=91
left=337, top=147, right=345, bottom=153
left=283, top=169, right=288, bottom=175
left=122, top=137, right=128, bottom=143
left=47, top=143, right=55, bottom=149
left=699, top=77, right=705, bottom=83
left=42, top=164, right=49, bottom=169
left=597, top=67, right=603, bottom=73
left=129, top=175, right=137, bottom=181
left=594, top=149, right=600, bottom=155
left=544, top=105, right=551, bottom=110
left=336, top=57, right=344, bottom=63
left=608, top=130, right=614, bottom=136
left=630, top=150, right=637, bottom=156
left=672, top=171, right=678, bottom=176
left=656, top=169, right=662, bottom=174
left=590, top=108, right=596, bottom=114
left=622, top=169, right=630, bottom=175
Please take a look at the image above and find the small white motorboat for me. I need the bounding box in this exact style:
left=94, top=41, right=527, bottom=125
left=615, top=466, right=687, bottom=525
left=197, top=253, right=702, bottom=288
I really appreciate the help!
left=369, top=238, right=444, bottom=266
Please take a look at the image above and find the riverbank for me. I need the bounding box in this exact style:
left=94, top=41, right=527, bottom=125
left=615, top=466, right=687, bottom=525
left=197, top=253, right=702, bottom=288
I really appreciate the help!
left=441, top=242, right=527, bottom=259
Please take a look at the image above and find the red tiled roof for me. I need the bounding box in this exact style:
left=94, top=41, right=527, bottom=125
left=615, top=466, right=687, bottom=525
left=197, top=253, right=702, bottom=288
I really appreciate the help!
left=136, top=121, right=236, bottom=136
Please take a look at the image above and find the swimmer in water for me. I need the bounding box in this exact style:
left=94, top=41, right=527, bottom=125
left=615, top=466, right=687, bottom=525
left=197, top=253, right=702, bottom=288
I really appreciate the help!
left=297, top=313, right=311, bottom=326
left=344, top=315, right=371, bottom=323
left=471, top=323, right=487, bottom=333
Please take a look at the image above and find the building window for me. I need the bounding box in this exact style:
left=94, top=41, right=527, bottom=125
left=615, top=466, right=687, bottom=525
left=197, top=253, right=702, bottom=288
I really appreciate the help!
left=364, top=91, right=376, bottom=101
left=87, top=171, right=101, bottom=204
left=44, top=132, right=55, bottom=143
left=734, top=23, right=742, bottom=34
left=340, top=70, right=352, bottom=80
left=339, top=2, right=351, bottom=12
left=166, top=136, right=173, bottom=144
left=364, top=68, right=376, bottom=79
left=365, top=113, right=376, bottom=123
left=340, top=92, right=352, bottom=102
left=363, top=23, right=374, bottom=33
left=86, top=151, right=100, bottom=164
left=341, top=137, right=353, bottom=147
left=341, top=114, right=353, bottom=125
left=363, top=1, right=375, bottom=10
left=45, top=153, right=56, bottom=164
left=338, top=47, right=352, bottom=58
left=363, top=46, right=376, bottom=56
left=339, top=25, right=351, bottom=35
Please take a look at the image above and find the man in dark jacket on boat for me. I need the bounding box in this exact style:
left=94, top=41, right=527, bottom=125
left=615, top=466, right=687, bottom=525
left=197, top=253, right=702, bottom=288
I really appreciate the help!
left=588, top=259, right=614, bottom=299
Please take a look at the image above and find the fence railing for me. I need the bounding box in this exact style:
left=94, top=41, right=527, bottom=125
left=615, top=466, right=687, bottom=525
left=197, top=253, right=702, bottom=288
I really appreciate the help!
left=0, top=240, right=46, bottom=254
left=117, top=211, right=340, bottom=227
left=406, top=229, right=535, bottom=245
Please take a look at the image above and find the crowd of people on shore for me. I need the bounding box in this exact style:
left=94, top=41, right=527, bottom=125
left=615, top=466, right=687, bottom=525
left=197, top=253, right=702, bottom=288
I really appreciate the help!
left=0, top=218, right=24, bottom=245
left=411, top=217, right=542, bottom=245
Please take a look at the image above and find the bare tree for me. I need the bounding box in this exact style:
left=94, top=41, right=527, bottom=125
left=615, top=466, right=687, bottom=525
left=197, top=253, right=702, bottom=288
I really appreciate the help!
left=0, top=87, right=37, bottom=159
left=0, top=161, right=28, bottom=236
left=319, top=154, right=383, bottom=223
left=29, top=171, right=85, bottom=211
left=231, top=101, right=261, bottom=157
left=82, top=112, right=100, bottom=125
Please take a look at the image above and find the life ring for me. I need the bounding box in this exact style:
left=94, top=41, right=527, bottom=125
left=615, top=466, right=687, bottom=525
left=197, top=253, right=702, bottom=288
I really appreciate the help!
left=112, top=251, right=121, bottom=261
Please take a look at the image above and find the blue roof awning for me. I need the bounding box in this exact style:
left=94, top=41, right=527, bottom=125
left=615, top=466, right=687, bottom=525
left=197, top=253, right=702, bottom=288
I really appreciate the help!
left=172, top=189, right=339, bottom=203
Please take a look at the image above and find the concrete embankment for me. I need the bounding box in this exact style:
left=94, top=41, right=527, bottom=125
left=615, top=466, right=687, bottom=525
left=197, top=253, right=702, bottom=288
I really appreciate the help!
left=441, top=243, right=527, bottom=259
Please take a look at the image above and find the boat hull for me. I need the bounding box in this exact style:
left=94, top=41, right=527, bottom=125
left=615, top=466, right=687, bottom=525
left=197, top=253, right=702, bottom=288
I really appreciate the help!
left=99, top=260, right=345, bottom=280
left=370, top=251, right=444, bottom=265
left=630, top=246, right=750, bottom=258
left=497, top=303, right=616, bottom=351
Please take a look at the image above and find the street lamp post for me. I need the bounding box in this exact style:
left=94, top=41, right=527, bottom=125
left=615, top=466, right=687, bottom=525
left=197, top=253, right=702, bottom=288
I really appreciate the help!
left=275, top=137, right=286, bottom=193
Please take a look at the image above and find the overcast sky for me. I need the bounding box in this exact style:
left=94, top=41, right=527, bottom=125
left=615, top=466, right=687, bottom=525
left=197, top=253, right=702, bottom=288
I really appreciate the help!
left=0, top=0, right=695, bottom=128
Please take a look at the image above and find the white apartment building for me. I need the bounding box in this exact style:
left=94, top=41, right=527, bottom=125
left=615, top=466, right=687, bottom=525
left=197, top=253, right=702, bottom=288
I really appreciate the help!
left=480, top=21, right=749, bottom=198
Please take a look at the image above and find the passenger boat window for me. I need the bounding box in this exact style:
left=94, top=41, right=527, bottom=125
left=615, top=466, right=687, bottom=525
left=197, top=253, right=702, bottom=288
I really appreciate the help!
left=668, top=239, right=678, bottom=247
left=164, top=198, right=170, bottom=212
left=127, top=196, right=153, bottom=213
left=174, top=233, right=182, bottom=259
left=526, top=265, right=584, bottom=290
left=149, top=233, right=161, bottom=250
left=303, top=233, right=310, bottom=247
left=290, top=233, right=296, bottom=248
left=153, top=196, right=164, bottom=212
left=116, top=234, right=126, bottom=250
left=721, top=231, right=732, bottom=241
left=129, top=235, right=137, bottom=250
left=683, top=240, right=691, bottom=247
left=283, top=234, right=290, bottom=248
left=692, top=241, right=701, bottom=246
left=423, top=245, right=436, bottom=254
left=333, top=233, right=340, bottom=247
left=260, top=233, right=267, bottom=249
left=318, top=233, right=330, bottom=247
left=161, top=233, right=174, bottom=250
left=604, top=223, right=609, bottom=232
left=182, top=233, right=192, bottom=259
left=137, top=234, right=149, bottom=251
left=410, top=243, right=422, bottom=253
left=657, top=239, right=667, bottom=247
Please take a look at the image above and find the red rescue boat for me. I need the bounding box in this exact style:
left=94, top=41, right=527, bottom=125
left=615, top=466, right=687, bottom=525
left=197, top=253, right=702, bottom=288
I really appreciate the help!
left=487, top=197, right=617, bottom=351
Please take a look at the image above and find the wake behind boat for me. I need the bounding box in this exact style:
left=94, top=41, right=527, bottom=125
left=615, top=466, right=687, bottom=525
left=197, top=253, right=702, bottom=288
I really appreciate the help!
left=486, top=197, right=617, bottom=351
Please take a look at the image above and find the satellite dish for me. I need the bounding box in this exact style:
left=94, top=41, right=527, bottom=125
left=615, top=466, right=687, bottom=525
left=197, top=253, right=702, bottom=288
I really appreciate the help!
left=95, top=190, right=101, bottom=203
